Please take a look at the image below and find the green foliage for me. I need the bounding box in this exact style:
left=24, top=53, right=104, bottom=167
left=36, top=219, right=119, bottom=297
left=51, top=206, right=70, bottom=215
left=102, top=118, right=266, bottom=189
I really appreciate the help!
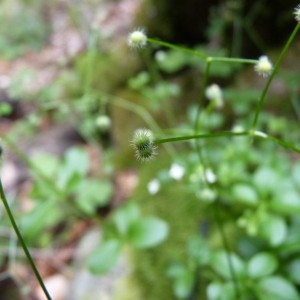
left=87, top=202, right=169, bottom=275
left=1, top=2, right=300, bottom=300
left=21, top=147, right=113, bottom=245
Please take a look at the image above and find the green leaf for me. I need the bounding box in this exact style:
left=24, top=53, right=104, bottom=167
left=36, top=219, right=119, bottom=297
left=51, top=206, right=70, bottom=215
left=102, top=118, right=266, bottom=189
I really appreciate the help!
left=187, top=235, right=210, bottom=265
left=247, top=252, right=278, bottom=278
left=271, top=191, right=300, bottom=214
left=166, top=262, right=186, bottom=278
left=127, top=217, right=169, bottom=248
left=211, top=251, right=245, bottom=279
left=156, top=49, right=190, bottom=73
left=173, top=268, right=194, bottom=299
left=232, top=184, right=258, bottom=206
left=75, top=180, right=113, bottom=215
left=207, top=282, right=236, bottom=300
left=31, top=153, right=59, bottom=177
left=113, top=202, right=140, bottom=235
left=20, top=199, right=59, bottom=243
left=0, top=103, right=12, bottom=116
left=256, top=276, right=299, bottom=300
left=286, top=259, right=300, bottom=284
left=58, top=147, right=89, bottom=189
left=253, top=167, right=279, bottom=194
left=261, top=214, right=287, bottom=246
left=292, top=162, right=300, bottom=185
left=87, top=239, right=121, bottom=275
left=166, top=262, right=194, bottom=299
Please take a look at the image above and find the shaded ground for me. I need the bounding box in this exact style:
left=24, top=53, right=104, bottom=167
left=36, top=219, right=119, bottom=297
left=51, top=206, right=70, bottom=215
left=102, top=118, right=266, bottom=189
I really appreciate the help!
left=0, top=0, right=140, bottom=299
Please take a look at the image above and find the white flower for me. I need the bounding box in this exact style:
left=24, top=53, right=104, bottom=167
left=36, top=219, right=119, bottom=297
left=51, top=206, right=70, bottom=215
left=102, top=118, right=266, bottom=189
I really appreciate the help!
left=169, top=163, right=185, bottom=180
left=205, top=84, right=223, bottom=108
left=147, top=179, right=160, bottom=195
left=128, top=29, right=147, bottom=49
left=254, top=56, right=273, bottom=78
left=204, top=169, right=217, bottom=184
left=294, top=4, right=300, bottom=22
left=197, top=188, right=216, bottom=203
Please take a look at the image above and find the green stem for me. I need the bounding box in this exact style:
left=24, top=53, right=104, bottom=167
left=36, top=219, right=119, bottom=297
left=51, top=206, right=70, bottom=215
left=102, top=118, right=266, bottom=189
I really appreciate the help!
left=103, top=93, right=176, bottom=156
left=194, top=60, right=211, bottom=133
left=155, top=131, right=249, bottom=145
left=83, top=28, right=99, bottom=97
left=147, top=38, right=207, bottom=59
left=252, top=130, right=300, bottom=153
left=0, top=179, right=52, bottom=300
left=252, top=23, right=300, bottom=129
left=209, top=57, right=257, bottom=64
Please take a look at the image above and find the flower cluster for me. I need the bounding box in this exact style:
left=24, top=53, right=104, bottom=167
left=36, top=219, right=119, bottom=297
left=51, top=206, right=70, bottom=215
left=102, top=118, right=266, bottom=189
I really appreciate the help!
left=128, top=29, right=147, bottom=49
left=294, top=4, right=300, bottom=22
left=131, top=129, right=157, bottom=162
left=254, top=56, right=273, bottom=78
left=205, top=84, right=223, bottom=108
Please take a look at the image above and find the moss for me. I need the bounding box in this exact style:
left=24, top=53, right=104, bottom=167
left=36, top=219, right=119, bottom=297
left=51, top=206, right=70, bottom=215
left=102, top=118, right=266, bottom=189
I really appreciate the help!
left=115, top=157, right=205, bottom=299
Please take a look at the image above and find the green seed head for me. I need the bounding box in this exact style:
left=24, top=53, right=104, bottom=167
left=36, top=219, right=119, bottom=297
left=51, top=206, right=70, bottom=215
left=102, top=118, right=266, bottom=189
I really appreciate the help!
left=131, top=129, right=157, bottom=162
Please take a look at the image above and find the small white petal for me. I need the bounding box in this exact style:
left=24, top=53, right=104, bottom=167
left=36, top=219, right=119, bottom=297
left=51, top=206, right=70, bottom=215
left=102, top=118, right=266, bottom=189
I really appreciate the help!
left=205, top=169, right=217, bottom=184
left=169, top=163, right=185, bottom=180
left=147, top=179, right=160, bottom=195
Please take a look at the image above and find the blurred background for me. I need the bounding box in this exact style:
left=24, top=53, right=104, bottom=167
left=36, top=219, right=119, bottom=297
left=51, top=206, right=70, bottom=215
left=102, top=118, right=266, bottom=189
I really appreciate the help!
left=0, top=0, right=300, bottom=299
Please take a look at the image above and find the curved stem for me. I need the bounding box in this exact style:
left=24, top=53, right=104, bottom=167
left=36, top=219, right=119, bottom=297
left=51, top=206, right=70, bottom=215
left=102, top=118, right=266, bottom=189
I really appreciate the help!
left=147, top=38, right=207, bottom=59
left=0, top=179, right=52, bottom=300
left=252, top=23, right=300, bottom=129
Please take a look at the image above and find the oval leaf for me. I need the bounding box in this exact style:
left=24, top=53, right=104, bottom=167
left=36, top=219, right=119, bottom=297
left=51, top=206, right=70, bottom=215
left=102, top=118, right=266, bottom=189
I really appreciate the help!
left=127, top=217, right=169, bottom=249
left=247, top=252, right=278, bottom=278
left=232, top=184, right=258, bottom=206
left=87, top=239, right=121, bottom=275
left=261, top=214, right=287, bottom=246
left=211, top=251, right=245, bottom=279
left=257, top=276, right=299, bottom=300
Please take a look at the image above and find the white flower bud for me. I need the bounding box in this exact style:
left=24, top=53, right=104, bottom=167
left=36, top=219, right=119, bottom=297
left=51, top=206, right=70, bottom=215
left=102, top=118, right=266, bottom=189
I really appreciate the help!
left=294, top=4, right=300, bottom=22
left=205, top=84, right=223, bottom=109
left=96, top=115, right=111, bottom=132
left=254, top=56, right=273, bottom=78
left=128, top=29, right=147, bottom=49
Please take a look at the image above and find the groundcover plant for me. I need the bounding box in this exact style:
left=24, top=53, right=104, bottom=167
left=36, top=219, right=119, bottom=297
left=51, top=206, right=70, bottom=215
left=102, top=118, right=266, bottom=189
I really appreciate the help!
left=1, top=3, right=300, bottom=300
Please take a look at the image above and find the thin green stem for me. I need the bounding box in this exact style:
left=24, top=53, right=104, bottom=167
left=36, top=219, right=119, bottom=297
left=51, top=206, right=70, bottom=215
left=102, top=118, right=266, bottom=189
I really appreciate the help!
left=155, top=131, right=249, bottom=145
left=252, top=130, right=300, bottom=154
left=103, top=93, right=176, bottom=156
left=147, top=38, right=207, bottom=59
left=194, top=60, right=211, bottom=133
left=209, top=57, right=257, bottom=64
left=83, top=28, right=99, bottom=97
left=0, top=179, right=52, bottom=300
left=252, top=23, right=300, bottom=129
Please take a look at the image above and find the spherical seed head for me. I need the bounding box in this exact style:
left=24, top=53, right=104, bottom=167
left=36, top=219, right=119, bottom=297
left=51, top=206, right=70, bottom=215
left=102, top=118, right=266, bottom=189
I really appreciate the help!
left=294, top=4, right=300, bottom=22
left=131, top=129, right=157, bottom=162
left=128, top=29, right=147, bottom=49
left=254, top=56, right=273, bottom=78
